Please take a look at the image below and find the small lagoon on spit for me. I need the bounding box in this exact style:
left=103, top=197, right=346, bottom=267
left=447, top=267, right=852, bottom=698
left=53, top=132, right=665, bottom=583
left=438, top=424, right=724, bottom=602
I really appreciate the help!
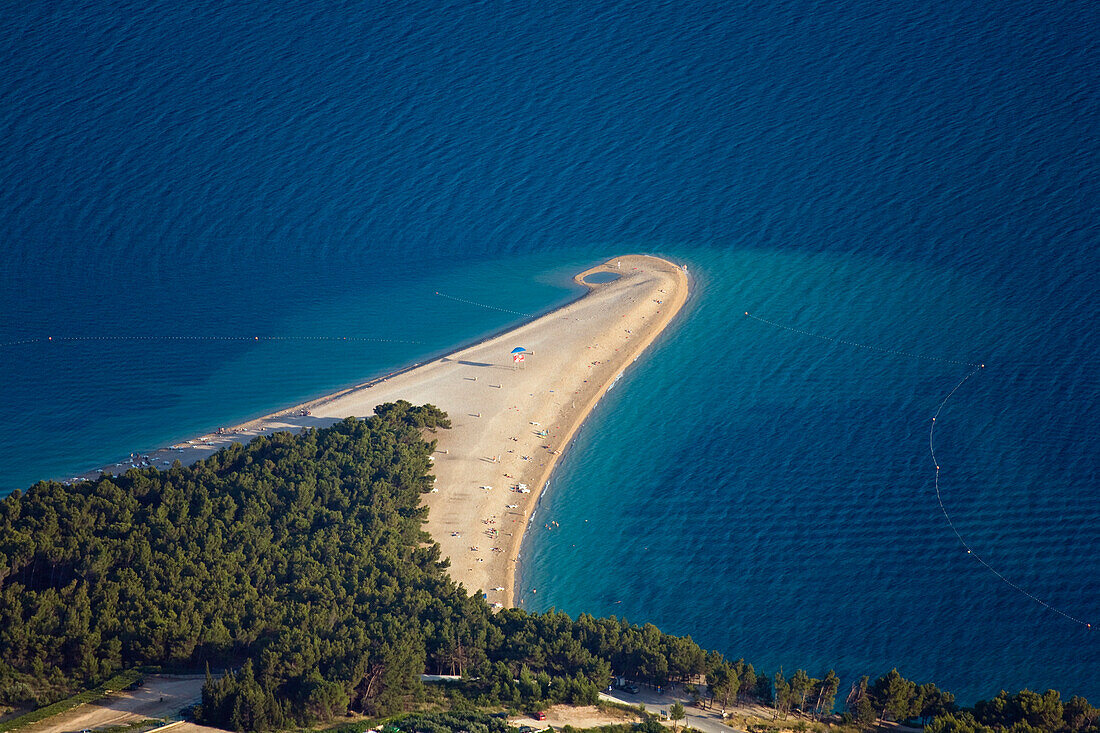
left=1, top=0, right=1097, bottom=705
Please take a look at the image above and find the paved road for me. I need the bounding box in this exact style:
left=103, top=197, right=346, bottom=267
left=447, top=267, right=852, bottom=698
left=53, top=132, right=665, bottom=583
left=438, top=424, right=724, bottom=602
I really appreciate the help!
left=599, top=691, right=744, bottom=733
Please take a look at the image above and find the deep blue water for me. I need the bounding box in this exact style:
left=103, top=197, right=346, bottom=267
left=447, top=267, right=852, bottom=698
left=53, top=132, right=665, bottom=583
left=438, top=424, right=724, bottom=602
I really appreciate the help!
left=2, top=0, right=1097, bottom=705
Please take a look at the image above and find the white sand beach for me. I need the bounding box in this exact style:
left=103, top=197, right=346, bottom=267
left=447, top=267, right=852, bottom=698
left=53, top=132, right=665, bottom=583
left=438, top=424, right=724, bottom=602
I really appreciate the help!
left=87, top=254, right=689, bottom=606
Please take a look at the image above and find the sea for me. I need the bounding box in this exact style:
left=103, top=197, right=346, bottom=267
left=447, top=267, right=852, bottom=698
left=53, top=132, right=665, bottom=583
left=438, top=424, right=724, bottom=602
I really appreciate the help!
left=1, top=0, right=1097, bottom=706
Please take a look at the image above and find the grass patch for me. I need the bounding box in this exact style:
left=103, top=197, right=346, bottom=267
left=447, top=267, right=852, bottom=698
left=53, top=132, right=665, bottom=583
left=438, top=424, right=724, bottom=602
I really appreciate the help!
left=96, top=719, right=166, bottom=733
left=596, top=700, right=648, bottom=719
left=0, top=670, right=145, bottom=733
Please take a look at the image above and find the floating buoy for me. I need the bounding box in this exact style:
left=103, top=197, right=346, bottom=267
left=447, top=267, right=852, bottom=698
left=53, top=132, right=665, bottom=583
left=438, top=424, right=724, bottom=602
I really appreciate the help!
left=746, top=310, right=1092, bottom=629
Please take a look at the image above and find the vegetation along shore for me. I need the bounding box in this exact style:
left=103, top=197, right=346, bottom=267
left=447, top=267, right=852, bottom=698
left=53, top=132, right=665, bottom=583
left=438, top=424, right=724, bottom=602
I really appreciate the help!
left=1, top=409, right=1096, bottom=733
left=0, top=257, right=1095, bottom=733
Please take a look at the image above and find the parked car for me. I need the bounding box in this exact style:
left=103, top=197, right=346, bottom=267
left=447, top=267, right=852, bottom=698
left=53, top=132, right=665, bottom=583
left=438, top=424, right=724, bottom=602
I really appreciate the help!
left=534, top=712, right=547, bottom=721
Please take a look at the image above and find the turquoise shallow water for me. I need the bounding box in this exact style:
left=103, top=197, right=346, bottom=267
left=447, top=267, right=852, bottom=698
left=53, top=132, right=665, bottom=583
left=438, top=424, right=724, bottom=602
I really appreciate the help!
left=2, top=0, right=1097, bottom=705
left=520, top=249, right=1099, bottom=701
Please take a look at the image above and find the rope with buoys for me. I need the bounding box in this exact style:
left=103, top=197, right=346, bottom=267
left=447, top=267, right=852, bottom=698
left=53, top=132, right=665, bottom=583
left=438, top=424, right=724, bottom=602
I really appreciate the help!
left=928, top=368, right=1091, bottom=628
left=1, top=289, right=533, bottom=351
left=744, top=311, right=1092, bottom=630
left=0, top=334, right=425, bottom=349
left=434, top=291, right=532, bottom=317
left=744, top=312, right=975, bottom=366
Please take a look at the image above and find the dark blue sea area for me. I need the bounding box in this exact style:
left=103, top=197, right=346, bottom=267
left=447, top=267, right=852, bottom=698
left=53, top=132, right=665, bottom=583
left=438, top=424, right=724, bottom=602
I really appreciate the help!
left=1, top=0, right=1097, bottom=705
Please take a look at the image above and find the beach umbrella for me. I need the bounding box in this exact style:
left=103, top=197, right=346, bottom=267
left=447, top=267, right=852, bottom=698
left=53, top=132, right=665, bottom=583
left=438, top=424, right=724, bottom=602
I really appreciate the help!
left=510, top=347, right=527, bottom=354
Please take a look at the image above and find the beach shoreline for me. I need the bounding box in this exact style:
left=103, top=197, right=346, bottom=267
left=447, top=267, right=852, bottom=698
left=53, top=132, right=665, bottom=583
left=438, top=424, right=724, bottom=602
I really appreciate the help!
left=74, top=254, right=690, bottom=606
left=500, top=260, right=691, bottom=605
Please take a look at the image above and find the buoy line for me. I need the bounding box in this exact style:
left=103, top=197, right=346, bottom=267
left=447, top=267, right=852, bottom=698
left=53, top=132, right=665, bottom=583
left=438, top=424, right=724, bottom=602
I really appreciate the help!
left=929, top=368, right=1090, bottom=629
left=0, top=335, right=425, bottom=349
left=744, top=312, right=976, bottom=367
left=2, top=289, right=536, bottom=350
left=435, top=291, right=533, bottom=317
left=744, top=311, right=1092, bottom=630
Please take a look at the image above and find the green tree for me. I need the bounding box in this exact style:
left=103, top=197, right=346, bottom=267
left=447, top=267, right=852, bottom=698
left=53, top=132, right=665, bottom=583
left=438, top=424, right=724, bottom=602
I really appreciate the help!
left=846, top=676, right=876, bottom=731
left=854, top=696, right=878, bottom=731
left=707, top=663, right=740, bottom=711
left=974, top=689, right=1064, bottom=731
left=738, top=662, right=758, bottom=703
left=926, top=712, right=992, bottom=733
left=871, top=669, right=916, bottom=722
left=915, top=683, right=955, bottom=724
left=1064, top=696, right=1100, bottom=732
left=774, top=669, right=791, bottom=720
left=789, top=669, right=811, bottom=714
left=670, top=701, right=686, bottom=731
left=811, top=670, right=839, bottom=720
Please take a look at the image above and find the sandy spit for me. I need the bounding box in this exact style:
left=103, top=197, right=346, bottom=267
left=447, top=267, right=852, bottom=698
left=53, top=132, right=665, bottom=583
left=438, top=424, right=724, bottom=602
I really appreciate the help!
left=79, top=254, right=690, bottom=608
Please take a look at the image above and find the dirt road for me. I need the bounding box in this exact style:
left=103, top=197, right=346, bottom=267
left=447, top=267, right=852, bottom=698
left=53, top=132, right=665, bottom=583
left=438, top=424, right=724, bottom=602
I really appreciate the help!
left=21, top=676, right=207, bottom=733
left=512, top=703, right=642, bottom=729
